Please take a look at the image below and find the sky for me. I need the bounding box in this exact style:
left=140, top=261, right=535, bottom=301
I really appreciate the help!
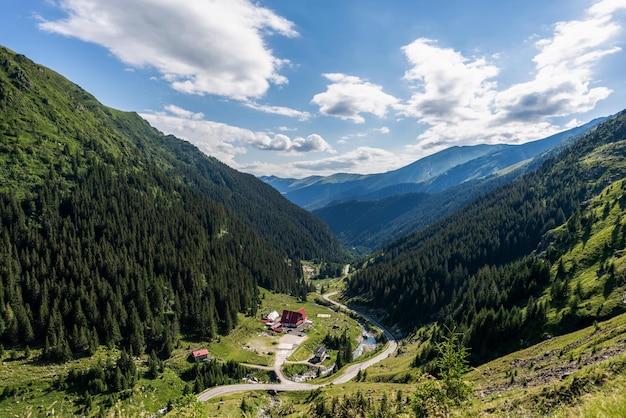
left=2, top=0, right=626, bottom=178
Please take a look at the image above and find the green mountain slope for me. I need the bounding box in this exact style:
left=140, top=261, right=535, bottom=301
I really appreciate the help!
left=314, top=173, right=515, bottom=252
left=0, top=46, right=345, bottom=263
left=0, top=45, right=344, bottom=358
left=347, top=110, right=626, bottom=363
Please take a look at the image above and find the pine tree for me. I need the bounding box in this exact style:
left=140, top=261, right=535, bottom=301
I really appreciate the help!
left=435, top=329, right=472, bottom=405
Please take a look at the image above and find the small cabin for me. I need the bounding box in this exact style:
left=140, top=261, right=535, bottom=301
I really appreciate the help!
left=192, top=348, right=209, bottom=362
left=262, top=310, right=281, bottom=324
left=313, top=346, right=326, bottom=363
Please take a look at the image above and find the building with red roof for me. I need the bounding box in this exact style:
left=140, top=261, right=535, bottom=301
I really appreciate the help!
left=192, top=348, right=209, bottom=362
left=280, top=308, right=306, bottom=327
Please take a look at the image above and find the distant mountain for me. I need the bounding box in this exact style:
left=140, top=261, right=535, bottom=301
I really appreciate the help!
left=309, top=121, right=603, bottom=252
left=261, top=144, right=500, bottom=210
left=262, top=121, right=603, bottom=212
left=313, top=179, right=504, bottom=253
left=0, top=45, right=345, bottom=359
left=347, top=109, right=626, bottom=363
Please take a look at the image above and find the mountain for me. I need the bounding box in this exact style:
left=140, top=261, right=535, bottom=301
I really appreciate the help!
left=0, top=46, right=345, bottom=263
left=262, top=121, right=602, bottom=212
left=313, top=121, right=603, bottom=252
left=0, top=45, right=345, bottom=359
left=261, top=145, right=500, bottom=210
left=347, top=109, right=626, bottom=363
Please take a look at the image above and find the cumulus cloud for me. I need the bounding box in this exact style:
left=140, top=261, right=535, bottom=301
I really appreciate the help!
left=245, top=133, right=335, bottom=153
left=494, top=0, right=626, bottom=122
left=163, top=104, right=205, bottom=121
left=400, top=0, right=626, bottom=153
left=39, top=0, right=297, bottom=100
left=374, top=126, right=390, bottom=134
left=401, top=38, right=499, bottom=123
left=141, top=107, right=250, bottom=167
left=311, top=73, right=399, bottom=123
left=140, top=106, right=333, bottom=167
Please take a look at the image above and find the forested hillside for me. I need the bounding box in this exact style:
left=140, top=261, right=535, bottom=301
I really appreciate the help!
left=314, top=173, right=517, bottom=253
left=0, top=160, right=303, bottom=359
left=348, top=110, right=626, bottom=363
left=0, top=46, right=345, bottom=264
left=0, top=45, right=344, bottom=358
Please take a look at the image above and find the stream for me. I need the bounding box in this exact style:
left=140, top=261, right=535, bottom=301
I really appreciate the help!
left=353, top=324, right=378, bottom=359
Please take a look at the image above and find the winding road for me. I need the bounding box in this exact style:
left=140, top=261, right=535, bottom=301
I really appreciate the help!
left=197, top=290, right=398, bottom=402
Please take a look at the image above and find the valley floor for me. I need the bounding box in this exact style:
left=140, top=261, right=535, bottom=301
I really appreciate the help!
left=197, top=290, right=397, bottom=401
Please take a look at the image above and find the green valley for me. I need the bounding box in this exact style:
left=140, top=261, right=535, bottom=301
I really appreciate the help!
left=2, top=43, right=626, bottom=418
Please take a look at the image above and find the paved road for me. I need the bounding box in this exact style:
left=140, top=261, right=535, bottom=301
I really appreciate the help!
left=321, top=291, right=397, bottom=384
left=197, top=291, right=398, bottom=402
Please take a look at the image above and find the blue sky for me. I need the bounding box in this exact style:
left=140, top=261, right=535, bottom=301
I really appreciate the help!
left=2, top=0, right=626, bottom=178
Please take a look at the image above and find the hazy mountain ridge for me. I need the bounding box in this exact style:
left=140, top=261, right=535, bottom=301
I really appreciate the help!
left=262, top=120, right=603, bottom=212
left=261, top=144, right=501, bottom=210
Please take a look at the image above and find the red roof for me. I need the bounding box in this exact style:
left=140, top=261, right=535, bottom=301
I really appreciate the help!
left=281, top=308, right=306, bottom=326
left=192, top=349, right=209, bottom=358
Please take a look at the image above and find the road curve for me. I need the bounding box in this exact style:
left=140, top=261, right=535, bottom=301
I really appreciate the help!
left=321, top=291, right=398, bottom=384
left=197, top=291, right=398, bottom=402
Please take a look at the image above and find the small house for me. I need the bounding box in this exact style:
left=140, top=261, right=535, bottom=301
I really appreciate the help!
left=262, top=310, right=281, bottom=324
left=313, top=346, right=326, bottom=363
left=192, top=348, right=209, bottom=362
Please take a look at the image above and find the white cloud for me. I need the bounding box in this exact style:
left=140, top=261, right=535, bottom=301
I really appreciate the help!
left=163, top=104, right=205, bottom=121
left=240, top=146, right=404, bottom=177
left=399, top=38, right=503, bottom=149
left=141, top=108, right=250, bottom=167
left=293, top=147, right=403, bottom=175
left=140, top=106, right=333, bottom=168
left=245, top=133, right=335, bottom=153
left=39, top=0, right=297, bottom=100
left=400, top=0, right=626, bottom=153
left=564, top=118, right=583, bottom=129
left=374, top=126, right=390, bottom=134
left=494, top=0, right=626, bottom=122
left=291, top=134, right=335, bottom=153
left=401, top=38, right=499, bottom=123
left=311, top=73, right=399, bottom=123
left=588, top=0, right=626, bottom=17
left=243, top=101, right=311, bottom=120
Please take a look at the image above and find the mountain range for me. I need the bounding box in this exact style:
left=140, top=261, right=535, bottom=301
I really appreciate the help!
left=264, top=119, right=603, bottom=252
left=262, top=120, right=603, bottom=211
